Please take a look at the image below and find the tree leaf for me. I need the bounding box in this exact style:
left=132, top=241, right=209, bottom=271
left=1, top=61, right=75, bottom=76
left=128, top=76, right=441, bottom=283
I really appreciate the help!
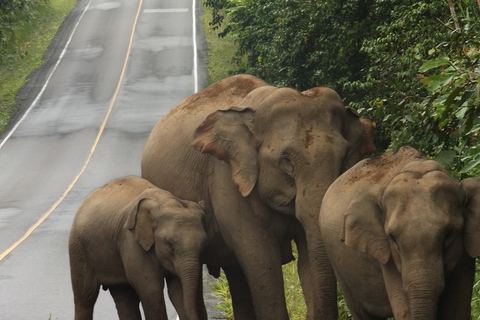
left=421, top=71, right=455, bottom=92
left=419, top=56, right=450, bottom=72
left=460, top=155, right=480, bottom=173
left=435, top=150, right=456, bottom=167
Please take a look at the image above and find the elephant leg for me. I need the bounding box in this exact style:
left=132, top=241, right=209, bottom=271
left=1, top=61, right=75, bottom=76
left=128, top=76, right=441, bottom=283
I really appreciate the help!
left=167, top=275, right=208, bottom=320
left=196, top=273, right=208, bottom=320
left=72, top=285, right=99, bottom=320
left=134, top=279, right=168, bottom=320
left=230, top=240, right=288, bottom=320
left=212, top=171, right=289, bottom=320
left=222, top=266, right=256, bottom=320
left=109, top=286, right=142, bottom=320
left=337, top=279, right=387, bottom=320
left=166, top=277, right=186, bottom=319
left=295, top=227, right=337, bottom=320
left=437, top=253, right=476, bottom=320
left=380, top=263, right=410, bottom=319
left=70, top=264, right=99, bottom=320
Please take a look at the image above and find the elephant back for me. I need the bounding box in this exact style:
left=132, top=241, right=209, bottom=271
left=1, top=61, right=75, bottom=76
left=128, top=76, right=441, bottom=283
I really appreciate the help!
left=141, top=75, right=267, bottom=202
left=335, top=146, right=426, bottom=190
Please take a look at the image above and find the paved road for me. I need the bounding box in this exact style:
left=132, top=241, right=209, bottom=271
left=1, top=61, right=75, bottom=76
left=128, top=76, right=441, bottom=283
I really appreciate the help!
left=0, top=0, right=219, bottom=318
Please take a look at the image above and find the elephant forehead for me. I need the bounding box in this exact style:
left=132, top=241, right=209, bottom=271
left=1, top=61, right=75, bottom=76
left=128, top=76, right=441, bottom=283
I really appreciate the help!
left=255, top=105, right=346, bottom=141
left=255, top=88, right=345, bottom=120
left=388, top=169, right=458, bottom=192
left=385, top=170, right=464, bottom=217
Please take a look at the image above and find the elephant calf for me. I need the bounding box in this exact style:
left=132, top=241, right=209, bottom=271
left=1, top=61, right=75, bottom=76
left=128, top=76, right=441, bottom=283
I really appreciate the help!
left=69, top=176, right=208, bottom=320
left=320, top=146, right=480, bottom=320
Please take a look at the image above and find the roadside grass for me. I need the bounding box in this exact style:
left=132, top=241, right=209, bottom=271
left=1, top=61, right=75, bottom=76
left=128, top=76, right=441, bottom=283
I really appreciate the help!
left=0, top=0, right=77, bottom=132
left=209, top=243, right=308, bottom=319
left=201, top=5, right=242, bottom=85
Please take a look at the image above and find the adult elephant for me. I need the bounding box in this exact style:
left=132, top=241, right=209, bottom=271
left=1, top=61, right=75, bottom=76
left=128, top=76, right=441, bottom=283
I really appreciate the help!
left=141, top=74, right=375, bottom=319
left=320, top=147, right=480, bottom=320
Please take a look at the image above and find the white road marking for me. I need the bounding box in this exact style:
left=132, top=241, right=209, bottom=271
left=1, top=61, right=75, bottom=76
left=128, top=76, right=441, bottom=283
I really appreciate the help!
left=144, top=8, right=189, bottom=13
left=142, top=4, right=198, bottom=93
left=192, top=0, right=198, bottom=93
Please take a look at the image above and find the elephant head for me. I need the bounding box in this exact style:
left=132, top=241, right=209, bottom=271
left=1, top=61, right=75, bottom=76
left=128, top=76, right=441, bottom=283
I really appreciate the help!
left=124, top=194, right=207, bottom=320
left=192, top=85, right=375, bottom=316
left=341, top=158, right=480, bottom=319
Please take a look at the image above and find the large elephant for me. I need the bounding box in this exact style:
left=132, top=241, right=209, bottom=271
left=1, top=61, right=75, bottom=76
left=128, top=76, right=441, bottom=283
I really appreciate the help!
left=320, top=146, right=480, bottom=320
left=141, top=74, right=375, bottom=319
left=69, top=176, right=208, bottom=320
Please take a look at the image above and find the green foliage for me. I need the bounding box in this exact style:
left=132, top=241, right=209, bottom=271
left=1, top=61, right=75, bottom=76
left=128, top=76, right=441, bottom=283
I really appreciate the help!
left=201, top=4, right=242, bottom=84
left=206, top=0, right=380, bottom=93
left=210, top=272, right=234, bottom=319
left=0, top=0, right=49, bottom=62
left=204, top=0, right=480, bottom=178
left=358, top=0, right=480, bottom=177
left=204, top=1, right=480, bottom=318
left=0, top=0, right=76, bottom=132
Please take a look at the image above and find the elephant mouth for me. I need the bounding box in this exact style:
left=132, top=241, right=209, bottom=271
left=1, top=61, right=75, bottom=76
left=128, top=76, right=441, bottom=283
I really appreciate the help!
left=276, top=196, right=296, bottom=215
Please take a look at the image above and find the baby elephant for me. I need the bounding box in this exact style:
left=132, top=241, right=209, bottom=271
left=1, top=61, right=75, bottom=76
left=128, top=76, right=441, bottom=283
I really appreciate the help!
left=69, top=176, right=208, bottom=320
left=320, top=146, right=480, bottom=320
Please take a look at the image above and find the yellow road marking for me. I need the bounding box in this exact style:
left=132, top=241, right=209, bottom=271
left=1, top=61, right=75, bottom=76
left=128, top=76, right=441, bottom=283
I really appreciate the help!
left=0, top=0, right=144, bottom=261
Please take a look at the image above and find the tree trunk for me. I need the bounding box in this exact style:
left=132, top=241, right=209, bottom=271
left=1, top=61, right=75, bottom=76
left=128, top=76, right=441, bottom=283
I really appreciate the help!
left=447, top=0, right=460, bottom=30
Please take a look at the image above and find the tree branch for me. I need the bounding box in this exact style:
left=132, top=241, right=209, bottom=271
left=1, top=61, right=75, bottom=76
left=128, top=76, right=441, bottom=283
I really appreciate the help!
left=447, top=0, right=460, bottom=30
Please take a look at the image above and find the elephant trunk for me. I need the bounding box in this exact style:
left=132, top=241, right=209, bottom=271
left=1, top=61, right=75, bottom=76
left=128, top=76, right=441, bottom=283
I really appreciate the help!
left=404, top=259, right=444, bottom=320
left=176, top=256, right=203, bottom=320
left=294, top=152, right=344, bottom=318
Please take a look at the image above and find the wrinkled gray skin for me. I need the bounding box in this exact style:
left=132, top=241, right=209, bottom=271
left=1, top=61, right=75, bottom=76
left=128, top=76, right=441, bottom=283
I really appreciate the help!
left=320, top=147, right=480, bottom=320
left=69, top=176, right=208, bottom=320
left=141, top=74, right=376, bottom=320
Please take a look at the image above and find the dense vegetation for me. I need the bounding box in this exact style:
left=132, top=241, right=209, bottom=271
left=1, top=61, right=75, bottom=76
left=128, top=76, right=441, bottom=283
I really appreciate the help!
left=205, top=0, right=479, bottom=178
left=0, top=0, right=76, bottom=132
left=202, top=0, right=480, bottom=318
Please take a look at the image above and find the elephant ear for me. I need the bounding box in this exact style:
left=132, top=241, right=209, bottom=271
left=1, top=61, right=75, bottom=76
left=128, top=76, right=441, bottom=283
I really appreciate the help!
left=192, top=107, right=258, bottom=197
left=341, top=197, right=391, bottom=264
left=124, top=198, right=158, bottom=251
left=344, top=107, right=376, bottom=159
left=461, top=177, right=480, bottom=258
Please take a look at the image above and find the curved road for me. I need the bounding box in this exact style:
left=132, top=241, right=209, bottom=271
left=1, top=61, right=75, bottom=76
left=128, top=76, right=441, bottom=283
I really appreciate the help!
left=0, top=0, right=212, bottom=318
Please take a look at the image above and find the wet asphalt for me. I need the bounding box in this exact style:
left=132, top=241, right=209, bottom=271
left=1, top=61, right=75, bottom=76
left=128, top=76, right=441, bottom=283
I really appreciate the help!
left=0, top=0, right=224, bottom=318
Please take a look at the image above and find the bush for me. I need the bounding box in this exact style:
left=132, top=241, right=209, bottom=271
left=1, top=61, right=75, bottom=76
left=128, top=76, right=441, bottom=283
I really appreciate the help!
left=0, top=0, right=76, bottom=132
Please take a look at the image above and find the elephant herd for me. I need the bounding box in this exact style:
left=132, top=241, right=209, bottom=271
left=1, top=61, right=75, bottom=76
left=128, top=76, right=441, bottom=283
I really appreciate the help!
left=68, top=74, right=480, bottom=320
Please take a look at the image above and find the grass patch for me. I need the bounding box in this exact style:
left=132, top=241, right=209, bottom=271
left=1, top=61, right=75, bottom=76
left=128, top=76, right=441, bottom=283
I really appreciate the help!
left=209, top=244, right=307, bottom=320
left=201, top=4, right=241, bottom=85
left=0, top=0, right=77, bottom=132
left=209, top=243, right=354, bottom=319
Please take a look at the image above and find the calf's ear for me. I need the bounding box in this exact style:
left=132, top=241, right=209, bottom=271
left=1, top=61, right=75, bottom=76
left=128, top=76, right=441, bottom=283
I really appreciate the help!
left=461, top=177, right=480, bottom=258
left=124, top=198, right=158, bottom=251
left=342, top=197, right=391, bottom=264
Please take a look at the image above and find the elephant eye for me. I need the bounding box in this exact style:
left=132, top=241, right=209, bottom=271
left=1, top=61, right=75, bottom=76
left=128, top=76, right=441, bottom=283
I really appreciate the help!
left=443, top=231, right=455, bottom=250
left=279, top=154, right=294, bottom=176
left=390, top=235, right=400, bottom=253
left=167, top=241, right=175, bottom=254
